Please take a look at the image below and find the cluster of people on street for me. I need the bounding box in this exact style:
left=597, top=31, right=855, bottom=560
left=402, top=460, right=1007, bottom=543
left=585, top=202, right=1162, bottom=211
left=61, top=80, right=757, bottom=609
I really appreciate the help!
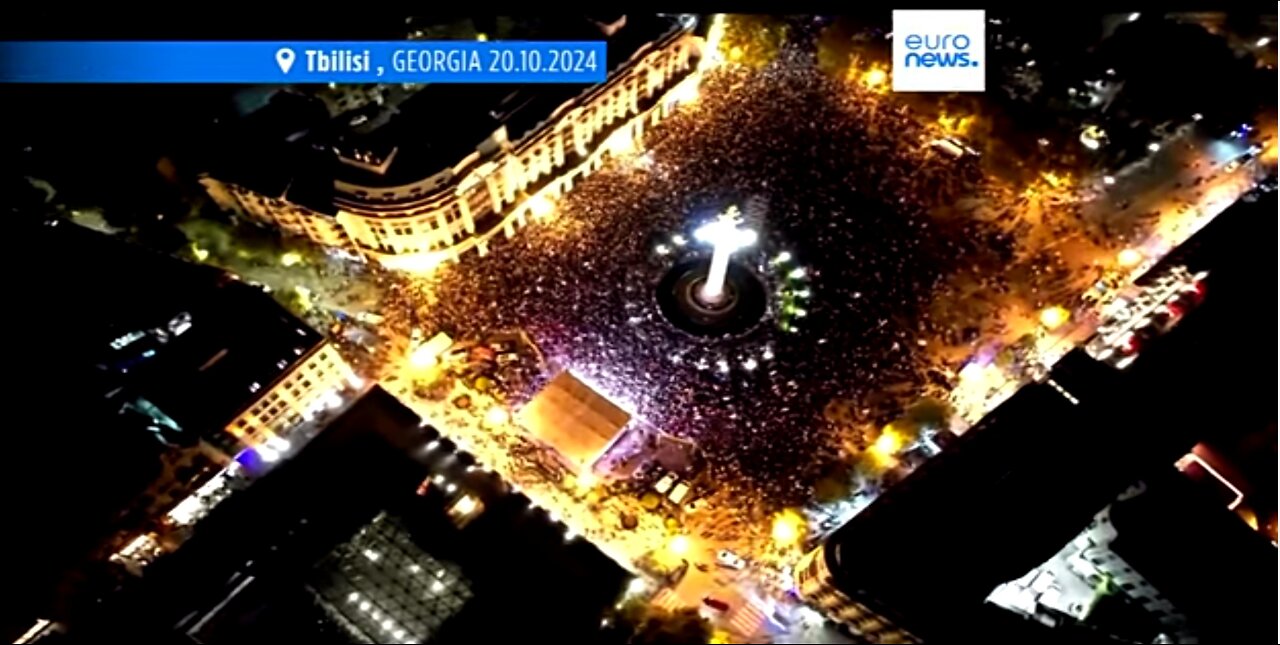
left=378, top=49, right=1100, bottom=510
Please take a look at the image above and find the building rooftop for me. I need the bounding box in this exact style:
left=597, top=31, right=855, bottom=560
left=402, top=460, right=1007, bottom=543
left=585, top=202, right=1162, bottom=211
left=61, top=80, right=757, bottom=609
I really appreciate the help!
left=820, top=192, right=1278, bottom=641
left=66, top=387, right=629, bottom=642
left=1108, top=469, right=1276, bottom=642
left=204, top=15, right=680, bottom=204
left=30, top=221, right=323, bottom=438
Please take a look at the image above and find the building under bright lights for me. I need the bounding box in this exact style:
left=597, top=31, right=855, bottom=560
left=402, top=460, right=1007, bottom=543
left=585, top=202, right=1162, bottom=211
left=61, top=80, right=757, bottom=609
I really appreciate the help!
left=200, top=17, right=706, bottom=271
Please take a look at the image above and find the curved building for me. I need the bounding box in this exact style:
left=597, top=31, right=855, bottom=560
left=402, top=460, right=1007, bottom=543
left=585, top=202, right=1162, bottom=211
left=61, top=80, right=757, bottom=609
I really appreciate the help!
left=202, top=22, right=705, bottom=272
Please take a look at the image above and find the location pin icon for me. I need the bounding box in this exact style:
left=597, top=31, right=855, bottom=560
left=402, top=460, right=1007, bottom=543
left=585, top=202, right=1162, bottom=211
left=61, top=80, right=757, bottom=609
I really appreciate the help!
left=276, top=48, right=296, bottom=74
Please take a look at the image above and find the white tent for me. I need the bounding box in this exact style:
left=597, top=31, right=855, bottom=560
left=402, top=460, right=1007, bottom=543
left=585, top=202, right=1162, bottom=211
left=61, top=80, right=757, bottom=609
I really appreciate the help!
left=517, top=370, right=631, bottom=473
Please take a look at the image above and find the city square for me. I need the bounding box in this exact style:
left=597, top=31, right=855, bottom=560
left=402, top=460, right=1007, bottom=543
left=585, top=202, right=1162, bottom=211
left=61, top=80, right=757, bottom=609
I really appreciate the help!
left=7, top=11, right=1275, bottom=645
left=394, top=49, right=1112, bottom=510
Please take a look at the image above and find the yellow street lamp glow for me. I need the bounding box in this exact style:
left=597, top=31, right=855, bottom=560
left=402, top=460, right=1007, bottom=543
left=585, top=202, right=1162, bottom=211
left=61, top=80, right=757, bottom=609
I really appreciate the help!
left=1039, top=305, right=1070, bottom=331
left=864, top=67, right=887, bottom=88
left=667, top=535, right=691, bottom=557
left=484, top=406, right=510, bottom=426
left=451, top=494, right=478, bottom=516
left=771, top=510, right=804, bottom=546
left=1117, top=248, right=1143, bottom=268
left=529, top=194, right=555, bottom=220
left=870, top=427, right=904, bottom=460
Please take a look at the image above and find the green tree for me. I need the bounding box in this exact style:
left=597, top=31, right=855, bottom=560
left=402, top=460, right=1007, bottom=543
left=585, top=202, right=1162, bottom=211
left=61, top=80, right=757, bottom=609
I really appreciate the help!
left=813, top=461, right=856, bottom=503
left=903, top=397, right=953, bottom=432
left=719, top=15, right=789, bottom=68
left=604, top=600, right=713, bottom=645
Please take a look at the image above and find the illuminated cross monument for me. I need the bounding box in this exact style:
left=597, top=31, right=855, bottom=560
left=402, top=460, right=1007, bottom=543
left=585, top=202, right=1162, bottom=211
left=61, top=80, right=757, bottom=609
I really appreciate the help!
left=693, top=206, right=757, bottom=307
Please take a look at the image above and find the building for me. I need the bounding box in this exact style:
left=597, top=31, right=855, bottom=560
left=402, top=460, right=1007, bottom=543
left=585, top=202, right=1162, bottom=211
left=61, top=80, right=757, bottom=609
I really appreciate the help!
left=990, top=466, right=1277, bottom=644
left=794, top=383, right=1092, bottom=643
left=798, top=194, right=1278, bottom=643
left=223, top=341, right=358, bottom=451
left=67, top=387, right=631, bottom=643
left=17, top=222, right=360, bottom=588
left=1097, top=470, right=1275, bottom=642
left=200, top=16, right=707, bottom=270
left=302, top=512, right=475, bottom=643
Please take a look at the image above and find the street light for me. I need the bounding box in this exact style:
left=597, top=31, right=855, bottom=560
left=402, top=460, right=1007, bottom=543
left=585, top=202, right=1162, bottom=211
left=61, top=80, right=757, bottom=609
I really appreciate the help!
left=869, top=427, right=904, bottom=461
left=484, top=406, right=509, bottom=426
left=771, top=510, right=805, bottom=547
left=1039, top=305, right=1070, bottom=330
left=864, top=67, right=887, bottom=89
left=1117, top=248, right=1143, bottom=268
left=668, top=535, right=691, bottom=557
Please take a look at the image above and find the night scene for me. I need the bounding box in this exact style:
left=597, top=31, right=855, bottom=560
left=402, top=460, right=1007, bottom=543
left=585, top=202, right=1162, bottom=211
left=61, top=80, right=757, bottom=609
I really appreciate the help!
left=4, top=10, right=1277, bottom=645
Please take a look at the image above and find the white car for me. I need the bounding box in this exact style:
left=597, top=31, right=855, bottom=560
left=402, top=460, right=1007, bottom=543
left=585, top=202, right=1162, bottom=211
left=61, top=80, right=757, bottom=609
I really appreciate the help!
left=716, top=549, right=747, bottom=570
left=668, top=482, right=691, bottom=505
left=653, top=473, right=677, bottom=495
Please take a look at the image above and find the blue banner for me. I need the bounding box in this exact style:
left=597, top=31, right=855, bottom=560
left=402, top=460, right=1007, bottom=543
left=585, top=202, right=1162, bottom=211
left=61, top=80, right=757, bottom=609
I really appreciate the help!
left=0, top=41, right=608, bottom=84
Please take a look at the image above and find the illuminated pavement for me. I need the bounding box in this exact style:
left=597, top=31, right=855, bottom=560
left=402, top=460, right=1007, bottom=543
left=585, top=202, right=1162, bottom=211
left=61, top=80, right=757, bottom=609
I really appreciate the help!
left=947, top=124, right=1263, bottom=428
left=378, top=112, right=1264, bottom=645
left=370, top=34, right=1269, bottom=640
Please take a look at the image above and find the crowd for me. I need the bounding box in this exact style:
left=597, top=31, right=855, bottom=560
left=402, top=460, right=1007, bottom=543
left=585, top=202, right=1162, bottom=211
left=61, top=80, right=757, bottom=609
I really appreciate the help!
left=384, top=49, right=1096, bottom=508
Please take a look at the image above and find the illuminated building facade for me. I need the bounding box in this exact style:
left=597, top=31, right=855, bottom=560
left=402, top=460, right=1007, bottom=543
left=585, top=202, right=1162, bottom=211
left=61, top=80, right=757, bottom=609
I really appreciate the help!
left=794, top=546, right=920, bottom=643
left=224, top=341, right=360, bottom=450
left=201, top=24, right=705, bottom=271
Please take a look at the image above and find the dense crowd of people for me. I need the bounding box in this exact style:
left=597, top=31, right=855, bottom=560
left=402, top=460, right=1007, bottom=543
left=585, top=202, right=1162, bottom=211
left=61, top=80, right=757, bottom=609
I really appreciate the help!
left=386, top=50, right=1094, bottom=506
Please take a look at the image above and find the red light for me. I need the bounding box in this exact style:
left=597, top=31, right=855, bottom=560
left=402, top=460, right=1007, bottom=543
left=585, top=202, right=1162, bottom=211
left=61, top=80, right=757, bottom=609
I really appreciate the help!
left=1167, top=302, right=1185, bottom=317
left=1122, top=333, right=1140, bottom=354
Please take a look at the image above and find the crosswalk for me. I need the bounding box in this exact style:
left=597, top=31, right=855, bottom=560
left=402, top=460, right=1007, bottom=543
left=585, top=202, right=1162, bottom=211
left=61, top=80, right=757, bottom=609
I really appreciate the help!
left=725, top=599, right=769, bottom=640
left=651, top=588, right=770, bottom=641
left=652, top=588, right=684, bottom=612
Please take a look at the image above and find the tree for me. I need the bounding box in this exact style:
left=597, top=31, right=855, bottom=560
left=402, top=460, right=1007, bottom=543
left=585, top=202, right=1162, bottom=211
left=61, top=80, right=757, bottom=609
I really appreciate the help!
left=903, top=397, right=954, bottom=432
left=813, top=461, right=856, bottom=503
left=719, top=15, right=789, bottom=68
left=602, top=600, right=713, bottom=645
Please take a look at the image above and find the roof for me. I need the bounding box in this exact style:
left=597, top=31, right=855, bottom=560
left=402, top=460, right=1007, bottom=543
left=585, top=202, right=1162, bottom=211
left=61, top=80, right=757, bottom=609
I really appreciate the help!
left=1108, top=469, right=1276, bottom=642
left=26, top=222, right=324, bottom=437
left=204, top=15, right=680, bottom=195
left=517, top=371, right=631, bottom=472
left=74, top=386, right=629, bottom=641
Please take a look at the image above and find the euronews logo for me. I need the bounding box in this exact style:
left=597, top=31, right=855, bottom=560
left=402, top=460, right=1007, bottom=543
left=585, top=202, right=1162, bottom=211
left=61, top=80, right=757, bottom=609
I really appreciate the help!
left=903, top=34, right=979, bottom=68
left=892, top=9, right=986, bottom=92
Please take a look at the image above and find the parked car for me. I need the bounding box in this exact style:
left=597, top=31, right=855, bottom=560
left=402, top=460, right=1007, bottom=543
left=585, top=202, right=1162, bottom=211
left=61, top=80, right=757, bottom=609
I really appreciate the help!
left=702, top=596, right=731, bottom=612
left=653, top=472, right=677, bottom=495
left=716, top=549, right=747, bottom=570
